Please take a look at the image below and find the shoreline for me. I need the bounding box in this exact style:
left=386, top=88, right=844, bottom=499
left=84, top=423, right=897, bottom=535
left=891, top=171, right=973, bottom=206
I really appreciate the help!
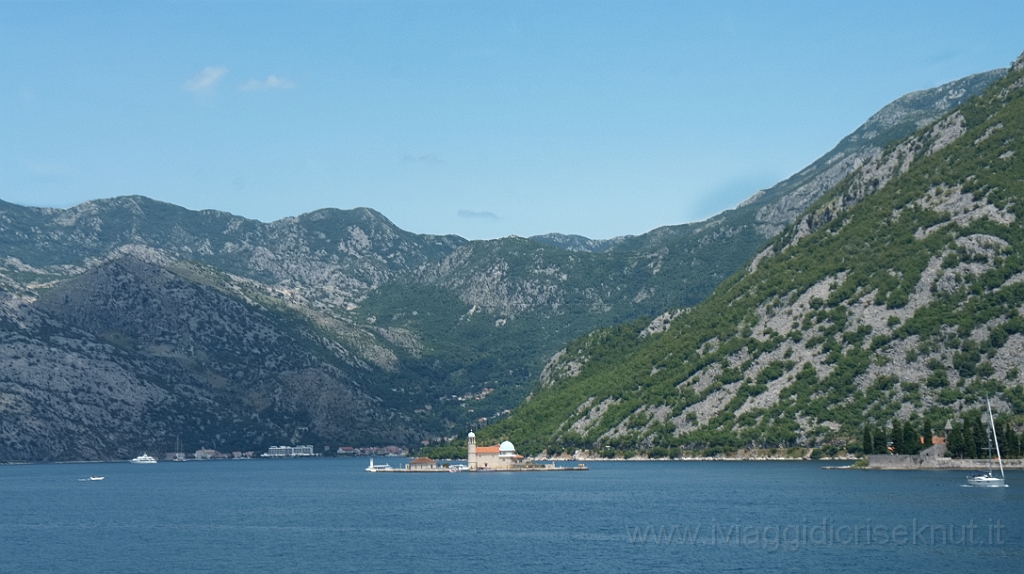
left=3, top=455, right=856, bottom=466
left=863, top=455, right=1024, bottom=471
left=7, top=449, right=1022, bottom=469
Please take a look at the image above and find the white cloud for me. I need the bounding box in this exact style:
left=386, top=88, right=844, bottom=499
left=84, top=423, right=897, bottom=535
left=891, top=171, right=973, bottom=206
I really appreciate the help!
left=458, top=210, right=499, bottom=221
left=240, top=75, right=296, bottom=91
left=183, top=66, right=227, bottom=92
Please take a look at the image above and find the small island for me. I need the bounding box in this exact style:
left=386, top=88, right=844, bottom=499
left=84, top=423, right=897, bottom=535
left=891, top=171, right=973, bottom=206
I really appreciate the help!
left=366, top=432, right=588, bottom=473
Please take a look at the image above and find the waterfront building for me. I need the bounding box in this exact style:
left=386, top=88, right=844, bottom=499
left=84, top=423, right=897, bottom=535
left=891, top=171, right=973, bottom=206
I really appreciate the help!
left=407, top=457, right=437, bottom=471
left=264, top=445, right=315, bottom=458
left=194, top=448, right=219, bottom=460
left=467, top=431, right=523, bottom=471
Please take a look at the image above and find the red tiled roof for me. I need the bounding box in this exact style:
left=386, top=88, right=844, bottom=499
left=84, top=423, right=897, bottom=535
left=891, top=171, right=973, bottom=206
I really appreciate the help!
left=475, top=445, right=501, bottom=454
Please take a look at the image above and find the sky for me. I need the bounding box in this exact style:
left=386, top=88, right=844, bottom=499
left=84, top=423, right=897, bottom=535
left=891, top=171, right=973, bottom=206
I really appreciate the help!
left=2, top=1, right=1022, bottom=241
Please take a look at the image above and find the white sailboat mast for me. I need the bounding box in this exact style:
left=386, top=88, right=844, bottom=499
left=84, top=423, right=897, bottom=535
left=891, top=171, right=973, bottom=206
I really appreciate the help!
left=987, top=397, right=1005, bottom=480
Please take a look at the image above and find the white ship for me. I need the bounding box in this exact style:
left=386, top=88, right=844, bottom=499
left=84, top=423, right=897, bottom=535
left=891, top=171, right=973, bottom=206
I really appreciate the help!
left=130, top=453, right=158, bottom=464
left=365, top=458, right=393, bottom=472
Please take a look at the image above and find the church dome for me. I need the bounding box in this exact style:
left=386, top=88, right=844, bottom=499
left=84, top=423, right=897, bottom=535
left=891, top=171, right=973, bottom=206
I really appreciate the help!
left=499, top=440, right=515, bottom=453
left=468, top=431, right=475, bottom=439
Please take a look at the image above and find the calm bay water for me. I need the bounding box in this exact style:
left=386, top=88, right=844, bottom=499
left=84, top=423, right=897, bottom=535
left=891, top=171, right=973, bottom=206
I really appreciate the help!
left=1, top=458, right=1021, bottom=573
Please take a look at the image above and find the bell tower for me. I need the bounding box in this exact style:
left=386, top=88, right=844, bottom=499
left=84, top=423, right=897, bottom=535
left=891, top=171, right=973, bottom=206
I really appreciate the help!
left=467, top=431, right=477, bottom=471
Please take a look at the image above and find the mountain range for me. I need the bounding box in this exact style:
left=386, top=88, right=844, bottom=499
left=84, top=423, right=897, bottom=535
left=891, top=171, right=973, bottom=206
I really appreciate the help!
left=483, top=52, right=1024, bottom=457
left=0, top=60, right=1013, bottom=461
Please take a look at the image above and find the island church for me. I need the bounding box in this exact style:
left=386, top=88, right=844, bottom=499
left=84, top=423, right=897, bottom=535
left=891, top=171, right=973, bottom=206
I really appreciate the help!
left=467, top=431, right=524, bottom=470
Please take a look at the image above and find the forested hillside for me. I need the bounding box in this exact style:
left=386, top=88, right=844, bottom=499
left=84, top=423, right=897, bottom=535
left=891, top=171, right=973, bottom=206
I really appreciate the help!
left=483, top=52, right=1024, bottom=458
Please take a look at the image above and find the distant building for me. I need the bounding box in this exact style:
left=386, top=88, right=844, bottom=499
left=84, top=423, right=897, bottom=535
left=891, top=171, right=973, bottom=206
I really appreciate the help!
left=467, top=431, right=523, bottom=471
left=195, top=448, right=219, bottom=460
left=264, top=445, right=315, bottom=458
left=407, top=457, right=437, bottom=471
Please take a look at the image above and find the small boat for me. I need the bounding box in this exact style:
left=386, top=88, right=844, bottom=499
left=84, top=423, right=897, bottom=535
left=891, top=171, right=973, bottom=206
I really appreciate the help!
left=130, top=453, right=158, bottom=464
left=365, top=458, right=393, bottom=472
left=173, top=435, right=186, bottom=462
left=966, top=397, right=1007, bottom=488
left=88, top=476, right=105, bottom=481
left=967, top=471, right=1005, bottom=487
left=448, top=464, right=469, bottom=473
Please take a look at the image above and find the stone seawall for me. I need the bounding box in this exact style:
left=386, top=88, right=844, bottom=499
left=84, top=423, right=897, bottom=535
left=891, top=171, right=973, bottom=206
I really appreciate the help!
left=866, top=444, right=1024, bottom=470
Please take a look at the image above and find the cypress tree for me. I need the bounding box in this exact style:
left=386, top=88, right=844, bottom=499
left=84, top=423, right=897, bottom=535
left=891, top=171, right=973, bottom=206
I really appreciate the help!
left=890, top=420, right=904, bottom=454
left=946, top=423, right=962, bottom=458
left=965, top=418, right=979, bottom=459
left=995, top=421, right=1016, bottom=458
left=947, top=424, right=963, bottom=458
left=903, top=422, right=919, bottom=454
left=863, top=426, right=873, bottom=455
left=872, top=427, right=887, bottom=455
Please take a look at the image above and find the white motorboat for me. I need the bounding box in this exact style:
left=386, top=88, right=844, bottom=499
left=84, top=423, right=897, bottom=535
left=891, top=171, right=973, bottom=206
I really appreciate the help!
left=130, top=453, right=158, bottom=464
left=88, top=476, right=105, bottom=481
left=966, top=397, right=1007, bottom=488
left=365, top=458, right=393, bottom=472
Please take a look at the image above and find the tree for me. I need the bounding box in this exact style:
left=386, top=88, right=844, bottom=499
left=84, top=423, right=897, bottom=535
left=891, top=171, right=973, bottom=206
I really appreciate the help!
left=965, top=419, right=980, bottom=459
left=947, top=424, right=964, bottom=458
left=862, top=425, right=874, bottom=455
left=902, top=421, right=920, bottom=455
left=872, top=426, right=888, bottom=455
left=890, top=420, right=903, bottom=454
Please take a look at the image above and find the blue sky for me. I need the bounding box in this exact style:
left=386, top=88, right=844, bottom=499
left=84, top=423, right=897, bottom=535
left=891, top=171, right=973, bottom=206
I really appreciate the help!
left=2, top=1, right=1022, bottom=240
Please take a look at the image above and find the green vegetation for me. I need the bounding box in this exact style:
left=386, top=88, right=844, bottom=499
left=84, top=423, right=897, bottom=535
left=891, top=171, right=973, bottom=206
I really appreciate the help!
left=484, top=59, right=1024, bottom=456
left=0, top=63, right=1010, bottom=462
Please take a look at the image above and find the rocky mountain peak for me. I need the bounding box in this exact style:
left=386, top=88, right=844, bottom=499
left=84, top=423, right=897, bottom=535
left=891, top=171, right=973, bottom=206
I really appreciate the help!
left=2, top=54, right=1021, bottom=461
left=485, top=53, right=1024, bottom=456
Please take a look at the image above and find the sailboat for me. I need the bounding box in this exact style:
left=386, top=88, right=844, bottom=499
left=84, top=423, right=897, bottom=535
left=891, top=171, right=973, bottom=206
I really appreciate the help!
left=173, top=435, right=186, bottom=462
left=967, top=397, right=1007, bottom=487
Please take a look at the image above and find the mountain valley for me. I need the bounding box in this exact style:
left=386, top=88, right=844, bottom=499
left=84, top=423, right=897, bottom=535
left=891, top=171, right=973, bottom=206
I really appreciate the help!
left=0, top=59, right=1017, bottom=461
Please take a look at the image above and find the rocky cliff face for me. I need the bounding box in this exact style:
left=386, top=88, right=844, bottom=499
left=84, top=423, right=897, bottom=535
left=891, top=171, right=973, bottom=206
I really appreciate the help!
left=748, top=69, right=1006, bottom=236
left=1, top=198, right=465, bottom=307
left=0, top=257, right=413, bottom=461
left=488, top=54, right=1024, bottom=455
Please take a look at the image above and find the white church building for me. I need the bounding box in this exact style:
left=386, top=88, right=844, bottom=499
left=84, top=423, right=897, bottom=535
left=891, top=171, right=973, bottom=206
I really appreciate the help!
left=467, top=431, right=524, bottom=471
